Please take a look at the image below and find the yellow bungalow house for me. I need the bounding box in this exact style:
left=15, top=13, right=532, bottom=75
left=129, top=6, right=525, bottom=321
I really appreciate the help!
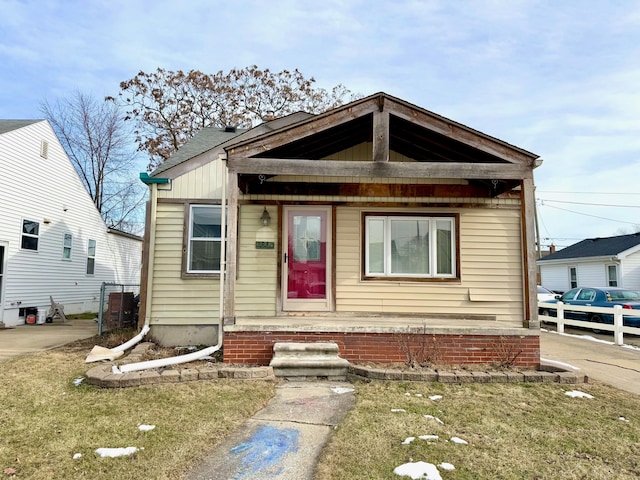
left=139, top=93, right=541, bottom=369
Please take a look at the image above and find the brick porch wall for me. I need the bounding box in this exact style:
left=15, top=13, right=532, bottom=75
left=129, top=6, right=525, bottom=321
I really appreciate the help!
left=223, top=331, right=540, bottom=368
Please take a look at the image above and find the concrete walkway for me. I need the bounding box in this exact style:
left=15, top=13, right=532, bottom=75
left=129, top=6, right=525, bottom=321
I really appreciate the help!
left=0, top=320, right=97, bottom=361
left=540, top=329, right=640, bottom=395
left=185, top=381, right=356, bottom=480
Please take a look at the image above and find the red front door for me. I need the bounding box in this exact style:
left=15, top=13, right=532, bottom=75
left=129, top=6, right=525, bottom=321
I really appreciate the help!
left=282, top=206, right=331, bottom=311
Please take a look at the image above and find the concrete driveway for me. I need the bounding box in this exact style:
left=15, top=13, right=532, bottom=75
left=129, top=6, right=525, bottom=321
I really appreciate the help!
left=540, top=329, right=640, bottom=395
left=0, top=320, right=97, bottom=362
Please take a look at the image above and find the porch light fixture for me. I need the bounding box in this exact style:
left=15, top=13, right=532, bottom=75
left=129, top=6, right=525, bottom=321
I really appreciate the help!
left=260, top=207, right=271, bottom=226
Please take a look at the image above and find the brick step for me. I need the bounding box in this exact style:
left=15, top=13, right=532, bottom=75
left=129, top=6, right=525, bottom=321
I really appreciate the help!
left=270, top=342, right=349, bottom=380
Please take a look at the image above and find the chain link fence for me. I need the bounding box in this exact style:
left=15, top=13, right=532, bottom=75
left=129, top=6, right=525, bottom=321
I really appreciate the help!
left=97, top=282, right=140, bottom=335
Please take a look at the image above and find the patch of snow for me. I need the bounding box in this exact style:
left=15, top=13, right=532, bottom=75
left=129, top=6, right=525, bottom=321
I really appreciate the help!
left=95, top=447, right=139, bottom=458
left=415, top=393, right=423, bottom=397
left=393, top=461, right=443, bottom=480
left=619, top=417, right=629, bottom=422
left=418, top=435, right=439, bottom=442
left=72, top=453, right=82, bottom=459
left=391, top=408, right=407, bottom=413
left=565, top=390, right=594, bottom=399
left=429, top=395, right=443, bottom=401
left=423, top=414, right=444, bottom=424
left=401, top=436, right=416, bottom=445
left=73, top=377, right=84, bottom=386
left=138, top=424, right=156, bottom=431
left=621, top=344, right=640, bottom=351
left=405, top=392, right=411, bottom=396
left=540, top=358, right=580, bottom=371
left=450, top=436, right=468, bottom=444
left=331, top=387, right=354, bottom=394
left=438, top=462, right=455, bottom=471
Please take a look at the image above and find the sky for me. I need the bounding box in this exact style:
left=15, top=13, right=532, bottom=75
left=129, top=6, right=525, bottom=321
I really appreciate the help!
left=1, top=0, right=640, bottom=249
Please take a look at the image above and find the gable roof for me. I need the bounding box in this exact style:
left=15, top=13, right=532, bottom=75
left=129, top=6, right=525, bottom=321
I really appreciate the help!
left=539, top=233, right=640, bottom=262
left=0, top=120, right=42, bottom=135
left=151, top=112, right=314, bottom=177
left=225, top=92, right=539, bottom=165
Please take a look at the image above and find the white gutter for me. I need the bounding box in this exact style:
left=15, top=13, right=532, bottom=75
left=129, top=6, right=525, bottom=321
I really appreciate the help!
left=112, top=157, right=228, bottom=374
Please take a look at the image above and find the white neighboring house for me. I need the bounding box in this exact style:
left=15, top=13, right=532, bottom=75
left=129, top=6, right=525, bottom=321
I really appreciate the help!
left=537, top=234, right=640, bottom=294
left=0, top=120, right=142, bottom=327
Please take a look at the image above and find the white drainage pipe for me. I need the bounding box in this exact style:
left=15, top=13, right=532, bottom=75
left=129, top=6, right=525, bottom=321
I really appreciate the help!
left=111, top=324, right=151, bottom=353
left=112, top=344, right=221, bottom=374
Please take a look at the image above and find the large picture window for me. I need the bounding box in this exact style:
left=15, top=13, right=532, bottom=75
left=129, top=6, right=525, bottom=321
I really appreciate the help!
left=364, top=214, right=456, bottom=279
left=187, top=205, right=223, bottom=273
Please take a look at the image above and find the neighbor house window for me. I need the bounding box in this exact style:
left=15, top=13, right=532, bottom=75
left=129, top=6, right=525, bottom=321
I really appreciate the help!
left=62, top=234, right=72, bottom=259
left=607, top=264, right=618, bottom=287
left=364, top=214, right=456, bottom=279
left=21, top=219, right=40, bottom=250
left=86, top=239, right=96, bottom=275
left=569, top=266, right=577, bottom=289
left=187, top=205, right=223, bottom=274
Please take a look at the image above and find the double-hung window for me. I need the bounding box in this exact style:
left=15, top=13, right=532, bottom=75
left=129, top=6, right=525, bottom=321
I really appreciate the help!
left=86, top=239, right=96, bottom=275
left=187, top=205, right=223, bottom=274
left=21, top=219, right=39, bottom=251
left=63, top=234, right=72, bottom=259
left=607, top=264, right=618, bottom=287
left=364, top=214, right=457, bottom=279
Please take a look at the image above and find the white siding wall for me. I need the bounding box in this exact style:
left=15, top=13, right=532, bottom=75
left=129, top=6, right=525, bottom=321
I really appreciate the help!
left=539, top=265, right=570, bottom=292
left=621, top=252, right=640, bottom=289
left=0, top=121, right=141, bottom=326
left=576, top=262, right=607, bottom=287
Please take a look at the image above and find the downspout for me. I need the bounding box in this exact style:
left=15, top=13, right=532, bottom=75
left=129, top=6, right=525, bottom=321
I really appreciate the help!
left=112, top=162, right=226, bottom=373
left=86, top=175, right=167, bottom=363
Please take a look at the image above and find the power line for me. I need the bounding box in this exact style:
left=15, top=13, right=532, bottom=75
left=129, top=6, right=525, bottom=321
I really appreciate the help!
left=539, top=198, right=640, bottom=208
left=537, top=190, right=640, bottom=195
left=542, top=204, right=640, bottom=225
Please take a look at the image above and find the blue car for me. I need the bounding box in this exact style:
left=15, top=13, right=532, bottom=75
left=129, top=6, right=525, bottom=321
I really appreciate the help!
left=539, top=287, right=640, bottom=328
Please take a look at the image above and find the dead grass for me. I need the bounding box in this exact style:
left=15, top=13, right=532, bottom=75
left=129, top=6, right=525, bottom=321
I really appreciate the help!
left=315, top=381, right=640, bottom=479
left=0, top=332, right=275, bottom=479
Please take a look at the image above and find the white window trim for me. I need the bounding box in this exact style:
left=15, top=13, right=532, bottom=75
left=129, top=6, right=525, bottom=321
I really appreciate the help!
left=86, top=239, right=96, bottom=275
left=568, top=266, right=578, bottom=289
left=62, top=233, right=73, bottom=260
left=187, top=204, right=223, bottom=274
left=364, top=215, right=456, bottom=279
left=606, top=263, right=618, bottom=287
left=21, top=218, right=40, bottom=251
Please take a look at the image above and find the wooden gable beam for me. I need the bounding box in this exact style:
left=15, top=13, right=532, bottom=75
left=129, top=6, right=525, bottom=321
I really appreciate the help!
left=372, top=106, right=390, bottom=162
left=385, top=98, right=538, bottom=165
left=228, top=157, right=532, bottom=180
left=226, top=98, right=379, bottom=160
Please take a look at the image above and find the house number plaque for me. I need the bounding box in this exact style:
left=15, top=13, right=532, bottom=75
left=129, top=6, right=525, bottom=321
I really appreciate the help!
left=255, top=241, right=275, bottom=250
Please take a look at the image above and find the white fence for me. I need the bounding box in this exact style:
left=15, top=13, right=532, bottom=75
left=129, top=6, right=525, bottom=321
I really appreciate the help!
left=538, top=301, right=640, bottom=345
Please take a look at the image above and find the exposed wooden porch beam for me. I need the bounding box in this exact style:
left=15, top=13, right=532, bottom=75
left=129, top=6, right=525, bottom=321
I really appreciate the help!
left=372, top=109, right=389, bottom=162
left=228, top=157, right=533, bottom=180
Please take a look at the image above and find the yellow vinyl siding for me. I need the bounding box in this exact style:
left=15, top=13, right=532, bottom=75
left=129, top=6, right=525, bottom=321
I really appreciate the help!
left=158, top=160, right=226, bottom=200
left=235, top=205, right=279, bottom=316
left=150, top=202, right=220, bottom=325
left=334, top=206, right=524, bottom=325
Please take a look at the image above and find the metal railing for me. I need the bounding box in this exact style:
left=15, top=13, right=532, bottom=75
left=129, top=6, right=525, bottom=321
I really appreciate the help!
left=538, top=301, right=640, bottom=345
left=97, top=282, right=140, bottom=335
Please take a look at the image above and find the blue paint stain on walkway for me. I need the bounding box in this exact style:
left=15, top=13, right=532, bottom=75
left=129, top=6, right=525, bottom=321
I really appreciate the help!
left=230, top=425, right=300, bottom=479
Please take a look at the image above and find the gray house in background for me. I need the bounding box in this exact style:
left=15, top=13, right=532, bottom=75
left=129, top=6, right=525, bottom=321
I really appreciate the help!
left=537, top=234, right=640, bottom=293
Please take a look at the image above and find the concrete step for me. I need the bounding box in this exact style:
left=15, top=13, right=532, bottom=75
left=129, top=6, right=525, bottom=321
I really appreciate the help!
left=270, top=342, right=350, bottom=380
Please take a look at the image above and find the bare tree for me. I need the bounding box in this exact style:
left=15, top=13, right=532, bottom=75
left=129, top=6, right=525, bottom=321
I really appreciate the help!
left=40, top=92, right=146, bottom=234
left=113, top=66, right=357, bottom=170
